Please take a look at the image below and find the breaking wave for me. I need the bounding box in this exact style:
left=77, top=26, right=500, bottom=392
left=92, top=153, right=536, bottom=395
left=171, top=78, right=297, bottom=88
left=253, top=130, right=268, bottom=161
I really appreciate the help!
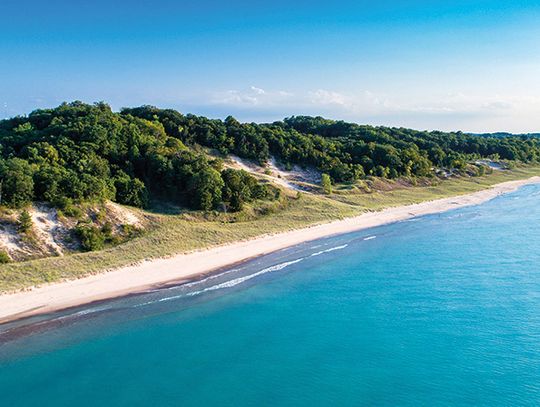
left=310, top=244, right=348, bottom=257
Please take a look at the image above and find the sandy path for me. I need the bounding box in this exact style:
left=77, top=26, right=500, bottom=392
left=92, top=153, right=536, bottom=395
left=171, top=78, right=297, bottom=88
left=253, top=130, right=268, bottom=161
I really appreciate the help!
left=1, top=176, right=539, bottom=324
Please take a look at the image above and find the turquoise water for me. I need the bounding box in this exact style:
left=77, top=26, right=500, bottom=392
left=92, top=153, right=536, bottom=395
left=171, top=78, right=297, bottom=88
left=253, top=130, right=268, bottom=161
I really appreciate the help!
left=1, top=185, right=540, bottom=406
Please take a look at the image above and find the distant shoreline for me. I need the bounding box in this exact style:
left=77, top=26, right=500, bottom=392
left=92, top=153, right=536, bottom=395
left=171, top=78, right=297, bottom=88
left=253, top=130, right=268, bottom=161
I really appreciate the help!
left=1, top=176, right=539, bottom=325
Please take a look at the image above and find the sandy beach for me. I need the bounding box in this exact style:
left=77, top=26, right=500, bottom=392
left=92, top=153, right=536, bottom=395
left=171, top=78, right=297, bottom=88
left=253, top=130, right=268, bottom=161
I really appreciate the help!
left=1, top=176, right=539, bottom=324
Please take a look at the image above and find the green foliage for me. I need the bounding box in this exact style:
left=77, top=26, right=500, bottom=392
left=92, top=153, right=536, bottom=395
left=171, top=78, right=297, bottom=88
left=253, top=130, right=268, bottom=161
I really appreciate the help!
left=75, top=223, right=106, bottom=252
left=1, top=101, right=538, bottom=215
left=74, top=219, right=141, bottom=251
left=123, top=108, right=540, bottom=183
left=114, top=172, right=149, bottom=208
left=0, top=250, right=10, bottom=264
left=0, top=159, right=34, bottom=207
left=221, top=169, right=271, bottom=211
left=58, top=201, right=84, bottom=219
left=189, top=167, right=224, bottom=211
left=321, top=173, right=332, bottom=194
left=120, top=224, right=142, bottom=239
left=0, top=102, right=273, bottom=211
left=17, top=209, right=33, bottom=234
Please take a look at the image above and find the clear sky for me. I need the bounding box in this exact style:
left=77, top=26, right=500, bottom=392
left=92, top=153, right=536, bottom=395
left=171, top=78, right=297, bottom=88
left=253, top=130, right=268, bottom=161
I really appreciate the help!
left=1, top=0, right=540, bottom=132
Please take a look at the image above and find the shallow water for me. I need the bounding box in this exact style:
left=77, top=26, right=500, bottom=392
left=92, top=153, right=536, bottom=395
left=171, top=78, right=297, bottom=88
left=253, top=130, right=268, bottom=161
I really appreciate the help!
left=1, top=185, right=540, bottom=406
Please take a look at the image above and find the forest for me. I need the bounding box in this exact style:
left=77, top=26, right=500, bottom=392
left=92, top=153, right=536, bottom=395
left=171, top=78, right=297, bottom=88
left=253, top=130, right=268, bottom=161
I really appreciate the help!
left=0, top=101, right=538, bottom=211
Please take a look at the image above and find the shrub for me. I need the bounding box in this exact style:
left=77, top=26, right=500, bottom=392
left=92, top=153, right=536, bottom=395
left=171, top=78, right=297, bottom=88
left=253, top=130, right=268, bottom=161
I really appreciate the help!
left=0, top=250, right=10, bottom=264
left=75, top=224, right=105, bottom=251
left=101, top=222, right=113, bottom=240
left=321, top=173, right=332, bottom=194
left=121, top=224, right=142, bottom=239
left=114, top=173, right=149, bottom=208
left=63, top=204, right=84, bottom=219
left=0, top=159, right=35, bottom=208
left=221, top=169, right=273, bottom=212
left=17, top=209, right=33, bottom=234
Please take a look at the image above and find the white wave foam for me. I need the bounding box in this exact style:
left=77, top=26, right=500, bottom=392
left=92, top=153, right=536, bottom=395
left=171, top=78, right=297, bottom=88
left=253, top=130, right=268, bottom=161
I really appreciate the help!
left=363, top=236, right=376, bottom=241
left=134, top=259, right=305, bottom=306
left=182, top=267, right=242, bottom=288
left=185, top=258, right=305, bottom=298
left=310, top=244, right=348, bottom=257
left=49, top=307, right=106, bottom=322
left=141, top=267, right=245, bottom=295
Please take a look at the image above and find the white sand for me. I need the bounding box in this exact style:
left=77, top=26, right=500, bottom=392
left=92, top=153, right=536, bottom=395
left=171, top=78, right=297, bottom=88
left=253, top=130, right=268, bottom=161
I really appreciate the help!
left=1, top=176, right=539, bottom=324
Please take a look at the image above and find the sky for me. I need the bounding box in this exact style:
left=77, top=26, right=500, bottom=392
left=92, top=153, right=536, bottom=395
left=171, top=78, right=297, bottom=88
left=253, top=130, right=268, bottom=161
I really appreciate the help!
left=1, top=0, right=540, bottom=132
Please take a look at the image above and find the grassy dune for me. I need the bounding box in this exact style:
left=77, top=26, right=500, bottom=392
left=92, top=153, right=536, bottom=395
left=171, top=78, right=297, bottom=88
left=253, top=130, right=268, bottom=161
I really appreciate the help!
left=1, top=166, right=539, bottom=292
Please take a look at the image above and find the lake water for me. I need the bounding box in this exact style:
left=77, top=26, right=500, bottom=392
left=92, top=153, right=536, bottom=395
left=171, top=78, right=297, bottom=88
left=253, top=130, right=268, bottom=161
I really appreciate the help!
left=1, top=184, right=540, bottom=406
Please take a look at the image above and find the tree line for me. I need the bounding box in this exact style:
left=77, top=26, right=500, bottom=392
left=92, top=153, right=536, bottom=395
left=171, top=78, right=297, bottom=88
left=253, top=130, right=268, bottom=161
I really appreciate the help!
left=0, top=102, right=275, bottom=211
left=122, top=106, right=540, bottom=180
left=1, top=101, right=538, bottom=210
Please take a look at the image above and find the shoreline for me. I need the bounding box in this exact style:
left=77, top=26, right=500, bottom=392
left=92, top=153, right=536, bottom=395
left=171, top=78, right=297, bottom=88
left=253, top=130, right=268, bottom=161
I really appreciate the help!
left=1, top=176, right=539, bottom=325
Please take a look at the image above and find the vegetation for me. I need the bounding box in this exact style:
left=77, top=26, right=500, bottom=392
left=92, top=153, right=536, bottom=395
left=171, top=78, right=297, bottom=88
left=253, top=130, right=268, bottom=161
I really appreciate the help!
left=222, top=169, right=275, bottom=211
left=123, top=107, right=540, bottom=182
left=16, top=209, right=33, bottom=234
left=0, top=102, right=275, bottom=212
left=75, top=223, right=107, bottom=252
left=321, top=173, right=332, bottom=194
left=0, top=250, right=10, bottom=264
left=1, top=101, right=540, bottom=291
left=0, top=165, right=539, bottom=292
left=1, top=102, right=538, bottom=213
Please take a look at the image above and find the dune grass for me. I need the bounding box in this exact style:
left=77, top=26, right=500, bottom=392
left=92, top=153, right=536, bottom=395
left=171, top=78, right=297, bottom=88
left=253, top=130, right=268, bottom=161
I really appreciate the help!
left=1, top=166, right=539, bottom=292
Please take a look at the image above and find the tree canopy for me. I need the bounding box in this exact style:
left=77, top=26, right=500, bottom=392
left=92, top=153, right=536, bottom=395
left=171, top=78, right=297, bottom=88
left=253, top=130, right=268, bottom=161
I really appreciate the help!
left=1, top=102, right=538, bottom=210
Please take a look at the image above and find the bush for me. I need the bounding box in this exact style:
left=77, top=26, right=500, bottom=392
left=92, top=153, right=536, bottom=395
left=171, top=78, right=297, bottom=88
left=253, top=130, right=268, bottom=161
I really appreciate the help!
left=63, top=204, right=84, bottom=219
left=114, top=173, right=149, bottom=208
left=221, top=169, right=272, bottom=212
left=0, top=250, right=10, bottom=264
left=321, top=173, right=332, bottom=194
left=121, top=224, right=142, bottom=239
left=0, top=159, right=35, bottom=208
left=17, top=209, right=33, bottom=234
left=75, top=223, right=105, bottom=251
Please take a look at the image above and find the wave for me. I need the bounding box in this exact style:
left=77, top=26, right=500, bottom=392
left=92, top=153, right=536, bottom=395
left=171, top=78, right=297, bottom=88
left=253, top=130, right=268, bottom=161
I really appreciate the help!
left=135, top=244, right=351, bottom=307
left=135, top=258, right=302, bottom=306
left=185, top=258, right=305, bottom=298
left=140, top=267, right=245, bottom=296
left=49, top=307, right=107, bottom=322
left=363, top=236, right=377, bottom=241
left=134, top=258, right=307, bottom=306
left=182, top=267, right=242, bottom=288
left=310, top=244, right=348, bottom=257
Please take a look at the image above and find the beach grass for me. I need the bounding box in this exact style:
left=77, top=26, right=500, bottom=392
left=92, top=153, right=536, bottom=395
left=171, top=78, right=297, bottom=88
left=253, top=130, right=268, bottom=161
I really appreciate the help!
left=1, top=165, right=539, bottom=292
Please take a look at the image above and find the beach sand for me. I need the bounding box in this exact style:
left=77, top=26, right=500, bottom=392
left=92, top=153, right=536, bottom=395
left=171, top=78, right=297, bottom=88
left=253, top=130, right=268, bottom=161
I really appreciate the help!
left=1, top=176, right=539, bottom=324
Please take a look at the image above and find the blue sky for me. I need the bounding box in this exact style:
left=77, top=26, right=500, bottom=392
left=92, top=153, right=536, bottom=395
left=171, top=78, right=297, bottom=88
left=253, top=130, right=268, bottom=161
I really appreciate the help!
left=1, top=0, right=540, bottom=132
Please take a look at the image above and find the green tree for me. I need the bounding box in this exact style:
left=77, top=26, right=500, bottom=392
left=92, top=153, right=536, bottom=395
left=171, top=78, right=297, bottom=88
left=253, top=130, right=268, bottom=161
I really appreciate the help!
left=223, top=169, right=250, bottom=210
left=114, top=172, right=149, bottom=208
left=0, top=159, right=35, bottom=208
left=17, top=209, right=33, bottom=234
left=189, top=168, right=224, bottom=211
left=1, top=101, right=538, bottom=218
left=321, top=173, right=332, bottom=194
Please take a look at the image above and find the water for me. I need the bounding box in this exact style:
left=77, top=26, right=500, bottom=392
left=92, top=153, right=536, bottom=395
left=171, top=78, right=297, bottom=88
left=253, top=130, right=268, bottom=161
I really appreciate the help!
left=1, top=185, right=540, bottom=406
